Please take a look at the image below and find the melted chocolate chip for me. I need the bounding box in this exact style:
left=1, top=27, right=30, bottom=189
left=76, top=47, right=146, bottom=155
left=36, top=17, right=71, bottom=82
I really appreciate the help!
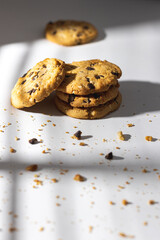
left=28, top=72, right=34, bottom=77
left=95, top=75, right=100, bottom=79
left=83, top=25, right=89, bottom=29
left=43, top=64, right=47, bottom=68
left=111, top=71, right=119, bottom=77
left=88, top=83, right=95, bottom=90
left=21, top=80, right=26, bottom=85
left=86, top=77, right=90, bottom=82
left=29, top=138, right=39, bottom=144
left=32, top=75, right=38, bottom=80
left=105, top=152, right=113, bottom=160
left=77, top=32, right=83, bottom=37
left=68, top=94, right=75, bottom=103
left=27, top=88, right=36, bottom=95
left=92, top=93, right=100, bottom=99
left=73, top=130, right=82, bottom=140
left=87, top=98, right=91, bottom=103
left=35, top=83, right=39, bottom=87
left=52, top=31, right=57, bottom=35
left=86, top=67, right=95, bottom=70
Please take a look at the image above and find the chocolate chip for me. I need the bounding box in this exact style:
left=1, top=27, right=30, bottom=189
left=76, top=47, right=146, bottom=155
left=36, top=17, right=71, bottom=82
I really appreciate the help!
left=22, top=73, right=27, bottom=78
left=87, top=98, right=91, bottom=103
left=88, top=83, right=95, bottom=89
left=34, top=99, right=36, bottom=103
left=21, top=80, right=26, bottom=85
left=92, top=93, right=100, bottom=99
left=73, top=130, right=82, bottom=140
left=68, top=94, right=75, bottom=103
left=27, top=88, right=36, bottom=95
left=28, top=72, right=34, bottom=77
left=52, top=31, right=57, bottom=35
left=100, top=75, right=104, bottom=78
left=86, top=77, right=90, bottom=82
left=83, top=25, right=89, bottom=29
left=29, top=138, right=39, bottom=144
left=77, top=32, right=83, bottom=37
left=65, top=74, right=70, bottom=78
left=111, top=71, right=119, bottom=77
left=43, top=64, right=47, bottom=68
left=35, top=83, right=39, bottom=87
left=86, top=67, right=95, bottom=70
left=105, top=152, right=113, bottom=160
left=32, top=75, right=38, bottom=80
left=48, top=21, right=53, bottom=25
left=95, top=75, right=100, bottom=79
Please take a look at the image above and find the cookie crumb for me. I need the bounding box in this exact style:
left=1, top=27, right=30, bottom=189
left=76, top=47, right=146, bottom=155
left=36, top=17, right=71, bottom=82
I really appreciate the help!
left=116, top=147, right=120, bottom=149
left=72, top=130, right=82, bottom=140
left=117, top=131, right=125, bottom=141
left=109, top=201, right=114, bottom=205
left=143, top=221, right=148, bottom=226
left=145, top=136, right=153, bottom=141
left=105, top=152, right=113, bottom=160
left=127, top=124, right=134, bottom=127
left=33, top=179, right=43, bottom=185
left=39, top=227, right=44, bottom=231
left=119, top=232, right=126, bottom=237
left=89, top=225, right=93, bottom=233
left=122, top=199, right=129, bottom=206
left=79, top=142, right=86, bottom=146
left=15, top=137, right=20, bottom=141
left=59, top=148, right=65, bottom=151
left=52, top=123, right=56, bottom=127
left=51, top=178, right=58, bottom=183
left=25, top=164, right=38, bottom=172
left=74, top=174, right=86, bottom=182
left=9, top=227, right=17, bottom=232
left=10, top=148, right=16, bottom=153
left=148, top=200, right=155, bottom=205
left=142, top=169, right=148, bottom=173
left=56, top=203, right=60, bottom=207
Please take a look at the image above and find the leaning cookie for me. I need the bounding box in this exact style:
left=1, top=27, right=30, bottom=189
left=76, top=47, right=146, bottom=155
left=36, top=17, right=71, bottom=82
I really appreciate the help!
left=56, top=85, right=119, bottom=108
left=57, top=59, right=122, bottom=95
left=55, top=92, right=122, bottom=119
left=45, top=20, right=98, bottom=46
left=11, top=58, right=65, bottom=108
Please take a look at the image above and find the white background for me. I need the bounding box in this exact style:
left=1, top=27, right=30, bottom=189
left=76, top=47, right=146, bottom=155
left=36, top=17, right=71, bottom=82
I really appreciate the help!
left=0, top=0, right=160, bottom=239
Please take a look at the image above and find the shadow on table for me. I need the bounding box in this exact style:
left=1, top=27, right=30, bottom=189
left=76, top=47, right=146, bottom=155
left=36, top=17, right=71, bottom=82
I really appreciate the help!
left=22, top=80, right=160, bottom=118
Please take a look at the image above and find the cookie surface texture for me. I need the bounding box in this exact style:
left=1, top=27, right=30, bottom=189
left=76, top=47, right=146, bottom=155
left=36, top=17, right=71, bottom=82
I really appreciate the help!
left=45, top=20, right=98, bottom=46
left=55, top=92, right=122, bottom=119
left=56, top=85, right=119, bottom=108
left=11, top=58, right=65, bottom=108
left=57, top=59, right=122, bottom=95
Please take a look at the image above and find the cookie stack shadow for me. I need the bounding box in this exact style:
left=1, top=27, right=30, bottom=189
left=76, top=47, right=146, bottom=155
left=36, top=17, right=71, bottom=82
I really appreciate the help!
left=55, top=60, right=122, bottom=119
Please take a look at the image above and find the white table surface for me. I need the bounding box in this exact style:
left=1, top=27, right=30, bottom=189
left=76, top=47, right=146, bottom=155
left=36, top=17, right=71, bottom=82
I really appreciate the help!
left=0, top=0, right=160, bottom=239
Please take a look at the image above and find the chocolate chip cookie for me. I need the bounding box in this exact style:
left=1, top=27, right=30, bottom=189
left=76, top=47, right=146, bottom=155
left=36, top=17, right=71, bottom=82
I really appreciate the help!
left=56, top=85, right=119, bottom=108
left=45, top=20, right=98, bottom=46
left=11, top=58, right=65, bottom=108
left=57, top=59, right=122, bottom=95
left=55, top=92, right=122, bottom=119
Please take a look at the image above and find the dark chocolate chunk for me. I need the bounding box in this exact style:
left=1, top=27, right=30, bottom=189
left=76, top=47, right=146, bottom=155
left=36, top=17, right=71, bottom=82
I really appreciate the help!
left=29, top=138, right=39, bottom=144
left=48, top=21, right=53, bottom=25
left=87, top=83, right=95, bottom=89
left=105, top=152, right=113, bottom=160
left=95, top=75, right=100, bottom=79
left=27, top=88, right=36, bottom=95
left=73, top=130, right=82, bottom=140
left=22, top=73, right=27, bottom=78
left=21, top=80, right=26, bottom=85
left=92, top=93, right=100, bottom=99
left=77, top=32, right=83, bottom=37
left=83, top=25, right=89, bottom=30
left=52, top=31, right=57, bottom=35
left=86, top=77, right=90, bottom=82
left=111, top=71, right=119, bottom=77
left=86, top=67, right=95, bottom=70
left=68, top=94, right=75, bottom=103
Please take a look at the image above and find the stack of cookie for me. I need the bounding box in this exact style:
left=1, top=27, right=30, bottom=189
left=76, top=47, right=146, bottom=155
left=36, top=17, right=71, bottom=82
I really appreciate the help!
left=55, top=59, right=122, bottom=119
left=11, top=58, right=122, bottom=120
